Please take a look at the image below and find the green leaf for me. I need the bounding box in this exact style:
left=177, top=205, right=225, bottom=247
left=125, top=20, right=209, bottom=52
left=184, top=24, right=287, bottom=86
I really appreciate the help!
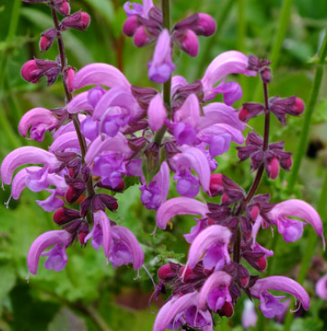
left=290, top=317, right=324, bottom=331
left=0, top=263, right=16, bottom=315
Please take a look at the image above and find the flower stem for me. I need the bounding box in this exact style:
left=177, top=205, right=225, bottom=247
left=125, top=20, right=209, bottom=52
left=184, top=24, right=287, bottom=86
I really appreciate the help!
left=50, top=5, right=95, bottom=197
left=233, top=82, right=270, bottom=262
left=288, top=26, right=327, bottom=191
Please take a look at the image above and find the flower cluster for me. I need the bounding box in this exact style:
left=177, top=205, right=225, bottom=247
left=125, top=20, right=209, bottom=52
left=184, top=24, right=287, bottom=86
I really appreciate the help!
left=1, top=0, right=325, bottom=330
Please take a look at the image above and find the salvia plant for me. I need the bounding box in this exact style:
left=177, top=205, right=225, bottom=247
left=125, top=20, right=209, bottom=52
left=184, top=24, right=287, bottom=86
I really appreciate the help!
left=1, top=0, right=326, bottom=330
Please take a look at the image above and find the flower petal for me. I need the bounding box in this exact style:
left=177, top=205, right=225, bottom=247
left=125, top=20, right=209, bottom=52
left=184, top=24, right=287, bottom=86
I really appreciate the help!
left=1, top=147, right=61, bottom=185
left=27, top=230, right=72, bottom=275
left=148, top=93, right=167, bottom=131
left=66, top=92, right=93, bottom=114
left=111, top=225, right=144, bottom=270
left=93, top=210, right=111, bottom=258
left=198, top=271, right=232, bottom=310
left=187, top=225, right=231, bottom=269
left=316, top=273, right=327, bottom=300
left=250, top=276, right=310, bottom=310
left=73, top=63, right=130, bottom=90
left=156, top=197, right=209, bottom=229
left=49, top=132, right=90, bottom=152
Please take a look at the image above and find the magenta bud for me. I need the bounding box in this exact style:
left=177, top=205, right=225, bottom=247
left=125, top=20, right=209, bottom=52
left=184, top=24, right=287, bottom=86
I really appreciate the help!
left=266, top=157, right=279, bottom=179
left=133, top=26, right=151, bottom=47
left=55, top=0, right=71, bottom=16
left=280, top=156, right=292, bottom=171
left=249, top=204, right=260, bottom=221
left=209, top=174, right=224, bottom=196
left=259, top=67, right=272, bottom=83
left=158, top=264, right=176, bottom=281
left=61, top=12, right=91, bottom=31
left=238, top=107, right=250, bottom=122
left=39, top=28, right=57, bottom=52
left=53, top=207, right=80, bottom=225
left=21, top=60, right=39, bottom=83
left=179, top=266, right=199, bottom=283
left=197, top=13, right=216, bottom=36
left=123, top=16, right=139, bottom=37
left=256, top=256, right=267, bottom=271
left=64, top=66, right=75, bottom=93
left=291, top=97, right=305, bottom=115
left=219, top=302, right=234, bottom=317
left=179, top=29, right=199, bottom=57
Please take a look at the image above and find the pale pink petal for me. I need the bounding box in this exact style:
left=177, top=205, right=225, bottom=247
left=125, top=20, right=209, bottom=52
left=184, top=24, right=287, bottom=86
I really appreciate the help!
left=66, top=92, right=93, bottom=114
left=148, top=93, right=167, bottom=131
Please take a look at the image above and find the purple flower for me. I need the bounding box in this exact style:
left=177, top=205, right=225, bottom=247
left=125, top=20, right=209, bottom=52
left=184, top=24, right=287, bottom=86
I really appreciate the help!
left=140, top=161, right=169, bottom=210
left=73, top=63, right=130, bottom=91
left=66, top=91, right=93, bottom=114
left=187, top=225, right=231, bottom=271
left=27, top=230, right=73, bottom=275
left=172, top=94, right=200, bottom=145
left=18, top=107, right=59, bottom=142
left=110, top=225, right=144, bottom=270
left=214, top=81, right=243, bottom=106
left=250, top=276, right=310, bottom=318
left=198, top=271, right=232, bottom=312
left=148, top=93, right=167, bottom=131
left=153, top=291, right=213, bottom=331
left=124, top=0, right=153, bottom=18
left=1, top=147, right=61, bottom=186
left=36, top=189, right=64, bottom=212
left=316, top=273, right=327, bottom=300
left=156, top=197, right=209, bottom=229
left=49, top=131, right=90, bottom=152
left=172, top=147, right=211, bottom=197
left=184, top=218, right=208, bottom=243
left=242, top=300, right=258, bottom=329
left=148, top=29, right=176, bottom=83
left=85, top=210, right=111, bottom=258
left=267, top=199, right=324, bottom=246
left=201, top=51, right=256, bottom=102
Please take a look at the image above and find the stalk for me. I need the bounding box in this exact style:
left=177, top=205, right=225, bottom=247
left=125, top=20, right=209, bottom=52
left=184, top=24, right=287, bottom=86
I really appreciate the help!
left=50, top=5, right=95, bottom=197
left=233, top=82, right=270, bottom=262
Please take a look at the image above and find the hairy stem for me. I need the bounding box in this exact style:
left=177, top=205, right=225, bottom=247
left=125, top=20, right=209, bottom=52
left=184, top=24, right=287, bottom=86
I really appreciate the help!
left=50, top=5, right=95, bottom=197
left=233, top=82, right=270, bottom=262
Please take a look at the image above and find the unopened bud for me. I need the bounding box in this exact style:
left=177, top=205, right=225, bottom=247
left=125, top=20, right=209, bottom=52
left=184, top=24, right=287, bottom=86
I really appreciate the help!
left=259, top=67, right=272, bottom=83
left=280, top=156, right=292, bottom=171
left=291, top=97, right=304, bottom=115
left=219, top=302, right=234, bottom=317
left=39, top=28, right=56, bottom=52
left=99, top=194, right=118, bottom=211
left=209, top=174, right=224, bottom=196
left=133, top=26, right=151, bottom=47
left=158, top=264, right=176, bottom=281
left=249, top=204, right=260, bottom=221
left=179, top=29, right=199, bottom=57
left=266, top=157, right=279, bottom=179
left=65, top=186, right=84, bottom=203
left=61, top=12, right=91, bottom=31
left=238, top=107, right=250, bottom=122
left=53, top=207, right=80, bottom=225
left=196, top=13, right=216, bottom=36
left=179, top=266, right=199, bottom=282
left=55, top=0, right=71, bottom=16
left=256, top=256, right=267, bottom=271
left=21, top=60, right=40, bottom=83
left=123, top=16, right=139, bottom=36
left=63, top=66, right=75, bottom=93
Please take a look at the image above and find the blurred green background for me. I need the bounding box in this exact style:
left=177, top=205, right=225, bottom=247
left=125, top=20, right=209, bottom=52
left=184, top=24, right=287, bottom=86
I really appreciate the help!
left=1, top=0, right=327, bottom=330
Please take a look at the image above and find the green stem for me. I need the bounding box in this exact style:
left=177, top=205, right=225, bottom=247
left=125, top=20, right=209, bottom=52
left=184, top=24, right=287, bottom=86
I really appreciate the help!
left=0, top=0, right=21, bottom=95
left=237, top=0, right=246, bottom=52
left=288, top=27, right=327, bottom=191
left=0, top=103, right=21, bottom=150
left=282, top=167, right=327, bottom=331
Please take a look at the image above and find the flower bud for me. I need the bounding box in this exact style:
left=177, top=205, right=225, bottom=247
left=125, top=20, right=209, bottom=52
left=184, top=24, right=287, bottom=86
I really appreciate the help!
left=280, top=155, right=292, bottom=171
left=219, top=302, right=234, bottom=317
left=65, top=186, right=84, bottom=203
left=53, top=207, right=81, bottom=225
left=179, top=29, right=199, bottom=57
left=209, top=174, right=224, bottom=196
left=259, top=67, right=272, bottom=83
left=21, top=60, right=40, bottom=83
left=39, top=28, right=57, bottom=52
left=266, top=157, right=279, bottom=179
left=248, top=204, right=260, bottom=221
left=179, top=266, right=199, bottom=282
left=133, top=26, right=151, bottom=47
left=256, top=256, right=267, bottom=271
left=123, top=16, right=139, bottom=36
left=238, top=107, right=250, bottom=122
left=291, top=97, right=304, bottom=115
left=61, top=12, right=91, bottom=31
left=63, top=66, right=75, bottom=93
left=158, top=264, right=176, bottom=281
left=99, top=194, right=118, bottom=211
left=196, top=13, right=216, bottom=36
left=55, top=0, right=71, bottom=16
